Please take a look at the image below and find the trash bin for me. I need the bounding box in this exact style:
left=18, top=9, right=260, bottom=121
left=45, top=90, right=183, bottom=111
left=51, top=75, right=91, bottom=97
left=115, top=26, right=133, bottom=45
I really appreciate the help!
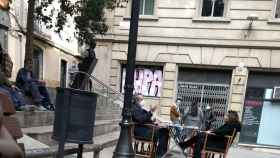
left=52, top=87, right=97, bottom=144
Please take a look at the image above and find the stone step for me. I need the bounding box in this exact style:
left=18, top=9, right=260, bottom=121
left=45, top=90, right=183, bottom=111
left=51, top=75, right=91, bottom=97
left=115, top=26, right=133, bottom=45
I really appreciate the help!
left=15, top=111, right=55, bottom=128
left=22, top=119, right=121, bottom=146
left=15, top=110, right=121, bottom=128
left=24, top=131, right=120, bottom=158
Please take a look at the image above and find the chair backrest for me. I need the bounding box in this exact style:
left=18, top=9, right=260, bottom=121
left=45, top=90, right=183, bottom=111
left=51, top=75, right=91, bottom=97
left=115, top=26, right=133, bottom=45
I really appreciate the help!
left=203, top=129, right=236, bottom=154
left=132, top=123, right=157, bottom=158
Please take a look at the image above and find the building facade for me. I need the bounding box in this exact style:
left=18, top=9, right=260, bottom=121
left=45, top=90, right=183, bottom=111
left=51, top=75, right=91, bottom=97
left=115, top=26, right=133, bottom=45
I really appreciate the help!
left=6, top=0, right=80, bottom=89
left=97, top=0, right=280, bottom=147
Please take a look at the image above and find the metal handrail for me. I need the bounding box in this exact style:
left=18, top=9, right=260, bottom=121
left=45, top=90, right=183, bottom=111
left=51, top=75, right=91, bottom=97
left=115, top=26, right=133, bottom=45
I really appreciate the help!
left=70, top=71, right=124, bottom=103
left=71, top=71, right=120, bottom=94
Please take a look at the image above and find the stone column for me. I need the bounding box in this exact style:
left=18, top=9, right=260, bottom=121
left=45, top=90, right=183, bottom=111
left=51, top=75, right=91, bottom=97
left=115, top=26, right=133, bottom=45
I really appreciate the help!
left=228, top=67, right=249, bottom=117
left=159, top=63, right=177, bottom=119
left=110, top=59, right=121, bottom=90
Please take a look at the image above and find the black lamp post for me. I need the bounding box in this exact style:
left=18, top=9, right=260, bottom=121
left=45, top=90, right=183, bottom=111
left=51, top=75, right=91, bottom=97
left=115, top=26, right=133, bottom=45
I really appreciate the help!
left=113, top=0, right=140, bottom=157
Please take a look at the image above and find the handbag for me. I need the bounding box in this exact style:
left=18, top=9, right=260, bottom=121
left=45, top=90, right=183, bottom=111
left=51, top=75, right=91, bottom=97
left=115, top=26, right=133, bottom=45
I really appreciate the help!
left=2, top=116, right=23, bottom=140
left=0, top=92, right=16, bottom=115
left=0, top=126, right=23, bottom=158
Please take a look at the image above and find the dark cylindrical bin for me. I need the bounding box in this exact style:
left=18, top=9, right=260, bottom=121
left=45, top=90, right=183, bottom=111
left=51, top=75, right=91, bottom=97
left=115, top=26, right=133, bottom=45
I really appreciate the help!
left=52, top=87, right=97, bottom=144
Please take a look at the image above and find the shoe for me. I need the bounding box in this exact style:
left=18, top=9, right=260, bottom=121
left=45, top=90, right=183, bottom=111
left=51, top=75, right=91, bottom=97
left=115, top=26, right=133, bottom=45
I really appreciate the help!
left=49, top=104, right=55, bottom=111
left=21, top=105, right=36, bottom=112
left=37, top=105, right=47, bottom=111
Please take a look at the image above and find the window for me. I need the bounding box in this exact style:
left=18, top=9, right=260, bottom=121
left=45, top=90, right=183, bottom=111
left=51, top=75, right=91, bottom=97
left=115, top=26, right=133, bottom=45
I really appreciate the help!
left=60, top=60, right=67, bottom=88
left=201, top=0, right=225, bottom=17
left=275, top=0, right=280, bottom=18
left=33, top=47, right=43, bottom=80
left=139, top=0, right=154, bottom=15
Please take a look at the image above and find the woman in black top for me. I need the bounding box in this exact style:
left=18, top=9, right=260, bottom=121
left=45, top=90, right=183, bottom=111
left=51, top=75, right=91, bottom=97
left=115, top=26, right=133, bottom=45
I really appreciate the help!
left=179, top=110, right=241, bottom=158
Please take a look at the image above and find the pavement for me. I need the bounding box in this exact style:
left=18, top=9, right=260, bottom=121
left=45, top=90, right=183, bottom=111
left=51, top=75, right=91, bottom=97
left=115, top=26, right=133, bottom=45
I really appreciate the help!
left=18, top=134, right=280, bottom=158
left=228, top=147, right=280, bottom=158
left=81, top=146, right=280, bottom=158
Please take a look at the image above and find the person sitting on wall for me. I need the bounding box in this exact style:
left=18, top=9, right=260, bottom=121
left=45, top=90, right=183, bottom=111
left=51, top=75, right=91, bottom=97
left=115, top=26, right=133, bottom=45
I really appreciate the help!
left=16, top=60, right=54, bottom=110
left=0, top=44, right=26, bottom=110
left=179, top=110, right=241, bottom=158
left=132, top=94, right=169, bottom=158
left=0, top=71, right=26, bottom=111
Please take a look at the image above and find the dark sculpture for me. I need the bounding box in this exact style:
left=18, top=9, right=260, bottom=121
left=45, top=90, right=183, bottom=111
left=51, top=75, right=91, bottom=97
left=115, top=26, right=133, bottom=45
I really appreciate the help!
left=71, top=41, right=98, bottom=89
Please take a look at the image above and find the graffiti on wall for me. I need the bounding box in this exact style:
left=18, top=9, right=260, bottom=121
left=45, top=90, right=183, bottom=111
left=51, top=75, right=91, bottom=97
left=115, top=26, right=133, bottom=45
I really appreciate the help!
left=122, top=67, right=163, bottom=97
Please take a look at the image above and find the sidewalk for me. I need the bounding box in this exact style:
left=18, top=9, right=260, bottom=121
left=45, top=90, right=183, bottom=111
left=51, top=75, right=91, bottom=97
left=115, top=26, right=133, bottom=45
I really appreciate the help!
left=89, top=146, right=280, bottom=158
left=228, top=147, right=280, bottom=158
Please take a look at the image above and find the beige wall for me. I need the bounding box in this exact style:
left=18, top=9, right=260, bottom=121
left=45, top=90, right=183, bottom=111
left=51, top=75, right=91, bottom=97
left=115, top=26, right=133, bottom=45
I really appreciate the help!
left=96, top=0, right=280, bottom=119
left=110, top=0, right=280, bottom=48
left=7, top=0, right=81, bottom=87
left=33, top=40, right=78, bottom=87
left=107, top=42, right=280, bottom=118
left=111, top=43, right=280, bottom=69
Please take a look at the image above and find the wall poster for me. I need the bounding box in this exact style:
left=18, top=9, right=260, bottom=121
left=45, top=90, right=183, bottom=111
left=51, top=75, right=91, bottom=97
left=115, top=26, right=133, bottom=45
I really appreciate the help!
left=121, top=66, right=163, bottom=97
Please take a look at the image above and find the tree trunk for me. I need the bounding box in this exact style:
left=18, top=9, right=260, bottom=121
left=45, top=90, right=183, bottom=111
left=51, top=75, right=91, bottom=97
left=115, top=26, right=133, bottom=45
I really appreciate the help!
left=24, top=0, right=35, bottom=67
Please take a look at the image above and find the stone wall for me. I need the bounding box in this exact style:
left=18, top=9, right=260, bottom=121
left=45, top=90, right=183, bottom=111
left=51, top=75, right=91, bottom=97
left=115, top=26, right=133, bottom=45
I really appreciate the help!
left=228, top=67, right=249, bottom=117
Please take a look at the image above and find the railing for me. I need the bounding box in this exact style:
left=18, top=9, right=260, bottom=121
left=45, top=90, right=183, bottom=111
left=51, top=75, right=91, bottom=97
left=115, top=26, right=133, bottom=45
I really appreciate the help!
left=70, top=71, right=124, bottom=108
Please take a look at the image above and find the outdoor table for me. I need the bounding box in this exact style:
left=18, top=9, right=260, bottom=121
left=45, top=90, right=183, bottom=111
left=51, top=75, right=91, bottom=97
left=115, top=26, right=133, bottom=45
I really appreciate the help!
left=168, top=124, right=200, bottom=144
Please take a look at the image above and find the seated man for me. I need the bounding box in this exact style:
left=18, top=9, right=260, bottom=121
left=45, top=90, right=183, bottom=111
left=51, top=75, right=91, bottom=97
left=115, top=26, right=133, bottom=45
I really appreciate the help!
left=16, top=60, right=53, bottom=110
left=179, top=110, right=241, bottom=158
left=132, top=94, right=169, bottom=158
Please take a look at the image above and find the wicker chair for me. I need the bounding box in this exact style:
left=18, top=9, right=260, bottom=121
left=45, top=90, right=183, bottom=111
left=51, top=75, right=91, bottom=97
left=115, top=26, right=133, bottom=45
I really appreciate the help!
left=132, top=123, right=157, bottom=158
left=202, top=129, right=236, bottom=158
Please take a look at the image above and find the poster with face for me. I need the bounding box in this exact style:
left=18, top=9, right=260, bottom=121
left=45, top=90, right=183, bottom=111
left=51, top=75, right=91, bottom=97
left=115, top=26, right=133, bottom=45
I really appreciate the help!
left=142, top=69, right=154, bottom=96
left=134, top=69, right=144, bottom=94
left=150, top=70, right=163, bottom=97
left=121, top=66, right=163, bottom=97
left=122, top=68, right=126, bottom=93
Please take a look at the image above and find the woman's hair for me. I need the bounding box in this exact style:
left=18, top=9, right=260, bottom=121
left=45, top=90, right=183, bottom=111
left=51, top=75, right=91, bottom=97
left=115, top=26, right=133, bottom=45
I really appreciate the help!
left=226, top=110, right=240, bottom=124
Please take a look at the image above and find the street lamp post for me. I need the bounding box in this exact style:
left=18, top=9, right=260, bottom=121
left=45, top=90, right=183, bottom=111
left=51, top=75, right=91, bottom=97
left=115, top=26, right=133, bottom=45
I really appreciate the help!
left=113, top=0, right=140, bottom=157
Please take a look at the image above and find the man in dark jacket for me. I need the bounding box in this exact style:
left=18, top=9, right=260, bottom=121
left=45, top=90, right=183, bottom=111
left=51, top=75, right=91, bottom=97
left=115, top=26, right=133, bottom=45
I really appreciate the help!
left=16, top=60, right=53, bottom=110
left=132, top=94, right=169, bottom=158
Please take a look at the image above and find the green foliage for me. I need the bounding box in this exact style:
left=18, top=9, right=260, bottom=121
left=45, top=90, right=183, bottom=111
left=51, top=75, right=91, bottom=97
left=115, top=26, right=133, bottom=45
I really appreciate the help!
left=35, top=0, right=118, bottom=45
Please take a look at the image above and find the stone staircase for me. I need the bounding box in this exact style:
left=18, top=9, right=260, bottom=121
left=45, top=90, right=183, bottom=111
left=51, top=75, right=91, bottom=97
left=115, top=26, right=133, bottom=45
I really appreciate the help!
left=15, top=73, right=123, bottom=156
left=15, top=101, right=122, bottom=146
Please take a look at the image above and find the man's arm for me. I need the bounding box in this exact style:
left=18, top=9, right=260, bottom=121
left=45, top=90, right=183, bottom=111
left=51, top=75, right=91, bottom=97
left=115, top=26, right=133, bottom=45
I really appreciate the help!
left=133, top=107, right=153, bottom=124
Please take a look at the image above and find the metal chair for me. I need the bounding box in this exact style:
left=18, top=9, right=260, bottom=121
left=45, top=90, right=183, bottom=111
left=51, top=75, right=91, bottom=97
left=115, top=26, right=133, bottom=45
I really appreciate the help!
left=132, top=123, right=157, bottom=158
left=202, top=129, right=236, bottom=158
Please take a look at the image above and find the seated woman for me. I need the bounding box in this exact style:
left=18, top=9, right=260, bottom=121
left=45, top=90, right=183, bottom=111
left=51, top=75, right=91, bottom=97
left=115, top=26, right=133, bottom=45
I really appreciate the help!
left=179, top=110, right=241, bottom=158
left=16, top=60, right=53, bottom=110
left=170, top=103, right=180, bottom=124
left=132, top=94, right=169, bottom=158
